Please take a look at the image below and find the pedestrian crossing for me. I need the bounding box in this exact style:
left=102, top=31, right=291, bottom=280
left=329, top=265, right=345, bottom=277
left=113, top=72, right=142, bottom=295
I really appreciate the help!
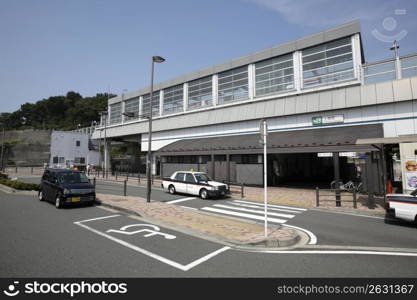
left=201, top=199, right=307, bottom=224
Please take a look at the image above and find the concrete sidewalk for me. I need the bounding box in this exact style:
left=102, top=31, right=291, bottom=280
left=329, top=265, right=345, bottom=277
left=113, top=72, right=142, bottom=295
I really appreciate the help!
left=95, top=193, right=303, bottom=248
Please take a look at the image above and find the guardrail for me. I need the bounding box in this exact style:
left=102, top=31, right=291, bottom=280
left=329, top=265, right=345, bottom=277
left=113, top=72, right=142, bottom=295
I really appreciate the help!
left=316, top=187, right=357, bottom=208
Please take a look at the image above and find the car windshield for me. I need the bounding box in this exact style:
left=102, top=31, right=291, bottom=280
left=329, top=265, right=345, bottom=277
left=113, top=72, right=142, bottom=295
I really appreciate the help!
left=194, top=173, right=211, bottom=183
left=58, top=172, right=89, bottom=184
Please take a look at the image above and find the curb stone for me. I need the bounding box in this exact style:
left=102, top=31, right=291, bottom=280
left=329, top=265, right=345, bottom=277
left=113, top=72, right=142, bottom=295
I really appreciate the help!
left=94, top=199, right=303, bottom=249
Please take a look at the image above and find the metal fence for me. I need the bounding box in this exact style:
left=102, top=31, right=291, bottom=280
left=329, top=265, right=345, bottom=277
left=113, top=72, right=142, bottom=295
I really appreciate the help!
left=315, top=187, right=357, bottom=208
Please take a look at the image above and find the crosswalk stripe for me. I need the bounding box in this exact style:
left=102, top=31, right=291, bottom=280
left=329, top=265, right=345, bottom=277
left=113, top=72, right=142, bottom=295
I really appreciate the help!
left=227, top=201, right=303, bottom=214
left=233, top=200, right=307, bottom=211
left=166, top=197, right=196, bottom=204
left=212, top=204, right=295, bottom=219
left=201, top=207, right=287, bottom=224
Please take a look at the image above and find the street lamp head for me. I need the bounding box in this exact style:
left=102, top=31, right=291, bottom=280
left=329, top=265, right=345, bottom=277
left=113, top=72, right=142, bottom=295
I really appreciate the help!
left=390, top=40, right=399, bottom=51
left=152, top=56, right=165, bottom=63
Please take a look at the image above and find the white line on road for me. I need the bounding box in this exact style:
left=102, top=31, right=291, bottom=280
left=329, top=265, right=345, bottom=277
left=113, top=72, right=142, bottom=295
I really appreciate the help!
left=282, top=224, right=317, bottom=245
left=201, top=207, right=287, bottom=224
left=183, top=246, right=231, bottom=270
left=213, top=204, right=295, bottom=219
left=74, top=221, right=230, bottom=271
left=258, top=250, right=417, bottom=257
left=180, top=206, right=198, bottom=210
left=75, top=215, right=121, bottom=223
left=228, top=201, right=303, bottom=214
left=166, top=197, right=196, bottom=204
left=233, top=200, right=307, bottom=211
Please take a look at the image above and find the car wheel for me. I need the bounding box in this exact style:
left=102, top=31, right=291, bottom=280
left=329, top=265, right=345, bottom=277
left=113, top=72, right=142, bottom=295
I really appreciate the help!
left=169, top=185, right=176, bottom=195
left=38, top=190, right=45, bottom=201
left=200, top=189, right=208, bottom=199
left=55, top=195, right=62, bottom=209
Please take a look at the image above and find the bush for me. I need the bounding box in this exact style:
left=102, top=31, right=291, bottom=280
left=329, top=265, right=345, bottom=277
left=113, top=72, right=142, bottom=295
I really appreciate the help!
left=0, top=176, right=40, bottom=191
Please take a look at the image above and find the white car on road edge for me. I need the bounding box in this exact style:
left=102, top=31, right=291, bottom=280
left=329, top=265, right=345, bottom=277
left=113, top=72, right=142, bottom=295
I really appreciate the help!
left=161, top=171, right=229, bottom=199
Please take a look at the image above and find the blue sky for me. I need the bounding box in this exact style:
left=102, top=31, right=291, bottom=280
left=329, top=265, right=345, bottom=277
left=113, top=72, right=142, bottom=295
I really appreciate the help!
left=0, top=0, right=416, bottom=113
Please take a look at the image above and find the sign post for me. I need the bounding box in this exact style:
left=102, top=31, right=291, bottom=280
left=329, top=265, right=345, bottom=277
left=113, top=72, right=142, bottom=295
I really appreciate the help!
left=259, top=119, right=268, bottom=238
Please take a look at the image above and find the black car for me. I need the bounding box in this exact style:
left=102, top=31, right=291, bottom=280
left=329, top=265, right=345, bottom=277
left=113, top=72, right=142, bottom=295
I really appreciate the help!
left=38, top=168, right=96, bottom=208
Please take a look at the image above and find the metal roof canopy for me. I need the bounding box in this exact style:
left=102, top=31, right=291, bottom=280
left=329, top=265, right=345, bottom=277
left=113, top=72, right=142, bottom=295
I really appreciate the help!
left=158, top=124, right=383, bottom=156
left=356, top=135, right=417, bottom=145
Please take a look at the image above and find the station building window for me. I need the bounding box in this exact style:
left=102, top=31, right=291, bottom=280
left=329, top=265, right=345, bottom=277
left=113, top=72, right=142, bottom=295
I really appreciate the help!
left=109, top=102, right=122, bottom=124
left=255, top=54, right=294, bottom=97
left=218, top=66, right=249, bottom=104
left=124, top=97, right=140, bottom=121
left=230, top=154, right=262, bottom=164
left=302, top=37, right=354, bottom=87
left=142, top=91, right=160, bottom=117
left=163, top=84, right=183, bottom=115
left=74, top=157, right=85, bottom=164
left=166, top=156, right=197, bottom=163
left=188, top=76, right=213, bottom=110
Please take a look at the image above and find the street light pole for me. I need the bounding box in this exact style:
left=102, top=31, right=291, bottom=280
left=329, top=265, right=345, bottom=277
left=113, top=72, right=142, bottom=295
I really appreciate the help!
left=390, top=40, right=402, bottom=80
left=0, top=127, right=5, bottom=172
left=147, top=56, right=165, bottom=203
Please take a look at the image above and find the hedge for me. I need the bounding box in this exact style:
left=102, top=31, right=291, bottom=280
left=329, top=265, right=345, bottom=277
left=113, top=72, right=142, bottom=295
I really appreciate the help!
left=0, top=174, right=40, bottom=191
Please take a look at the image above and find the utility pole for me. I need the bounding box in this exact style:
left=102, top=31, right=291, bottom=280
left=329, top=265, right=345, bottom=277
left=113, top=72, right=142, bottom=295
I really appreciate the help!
left=260, top=119, right=268, bottom=238
left=146, top=56, right=165, bottom=203
left=0, top=127, right=5, bottom=171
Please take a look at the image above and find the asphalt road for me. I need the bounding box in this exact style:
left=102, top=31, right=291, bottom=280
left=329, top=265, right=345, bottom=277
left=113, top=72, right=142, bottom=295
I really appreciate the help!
left=1, top=189, right=417, bottom=277
left=15, top=175, right=182, bottom=202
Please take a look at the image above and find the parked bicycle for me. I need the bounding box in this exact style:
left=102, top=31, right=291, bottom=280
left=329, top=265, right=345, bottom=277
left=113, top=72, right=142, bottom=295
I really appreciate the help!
left=330, top=180, right=363, bottom=193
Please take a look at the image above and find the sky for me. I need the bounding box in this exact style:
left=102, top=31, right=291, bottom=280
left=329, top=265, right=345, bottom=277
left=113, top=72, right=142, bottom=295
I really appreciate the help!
left=0, top=0, right=416, bottom=113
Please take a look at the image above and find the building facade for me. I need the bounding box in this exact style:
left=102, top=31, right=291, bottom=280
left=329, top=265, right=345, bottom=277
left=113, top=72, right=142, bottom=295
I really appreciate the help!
left=50, top=131, right=101, bottom=169
left=92, top=20, right=417, bottom=194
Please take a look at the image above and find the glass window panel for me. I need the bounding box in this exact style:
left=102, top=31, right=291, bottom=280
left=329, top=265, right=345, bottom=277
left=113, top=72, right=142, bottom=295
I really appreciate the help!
left=302, top=52, right=326, bottom=63
left=124, top=97, right=139, bottom=121
left=218, top=66, right=248, bottom=104
left=364, top=71, right=396, bottom=84
left=364, top=61, right=395, bottom=75
left=255, top=54, right=294, bottom=97
left=302, top=37, right=355, bottom=87
left=326, top=45, right=352, bottom=58
left=142, top=91, right=160, bottom=117
left=109, top=103, right=122, bottom=124
left=188, top=76, right=213, bottom=110
left=163, top=84, right=183, bottom=115
left=401, top=56, right=417, bottom=69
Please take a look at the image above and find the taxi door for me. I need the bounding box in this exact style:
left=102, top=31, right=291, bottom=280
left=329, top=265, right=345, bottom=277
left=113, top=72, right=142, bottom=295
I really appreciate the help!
left=185, top=173, right=199, bottom=196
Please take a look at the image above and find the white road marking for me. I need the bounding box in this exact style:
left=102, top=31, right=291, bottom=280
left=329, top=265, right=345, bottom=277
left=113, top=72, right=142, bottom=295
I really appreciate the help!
left=213, top=204, right=295, bottom=219
left=180, top=206, right=198, bottom=210
left=233, top=200, right=307, bottom=211
left=74, top=220, right=230, bottom=271
left=75, top=214, right=121, bottom=223
left=282, top=224, right=317, bottom=245
left=201, top=207, right=287, bottom=224
left=258, top=250, right=417, bottom=257
left=228, top=201, right=303, bottom=214
left=166, top=197, right=196, bottom=204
